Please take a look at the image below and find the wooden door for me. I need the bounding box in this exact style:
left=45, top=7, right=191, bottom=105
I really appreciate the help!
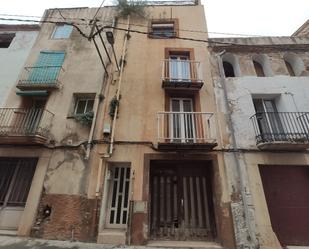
left=259, top=165, right=309, bottom=246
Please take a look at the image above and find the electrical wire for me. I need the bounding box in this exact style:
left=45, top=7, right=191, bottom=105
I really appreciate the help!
left=91, top=0, right=107, bottom=21
left=0, top=16, right=309, bottom=51
left=0, top=13, right=264, bottom=37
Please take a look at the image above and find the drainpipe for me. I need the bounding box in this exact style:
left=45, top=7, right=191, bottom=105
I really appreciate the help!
left=216, top=51, right=258, bottom=248
left=108, top=16, right=130, bottom=156
left=84, top=73, right=108, bottom=160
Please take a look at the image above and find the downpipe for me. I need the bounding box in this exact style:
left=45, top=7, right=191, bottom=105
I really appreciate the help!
left=216, top=51, right=258, bottom=248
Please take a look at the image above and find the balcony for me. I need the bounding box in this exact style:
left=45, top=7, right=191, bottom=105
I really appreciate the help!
left=157, top=112, right=217, bottom=150
left=0, top=108, right=54, bottom=145
left=162, top=59, right=203, bottom=90
left=17, top=66, right=63, bottom=91
left=250, top=112, right=309, bottom=150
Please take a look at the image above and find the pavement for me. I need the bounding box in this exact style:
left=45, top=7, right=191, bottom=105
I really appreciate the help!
left=0, top=236, right=224, bottom=249
left=0, top=236, right=139, bottom=249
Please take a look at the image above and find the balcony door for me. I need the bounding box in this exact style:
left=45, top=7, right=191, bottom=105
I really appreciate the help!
left=169, top=54, right=191, bottom=81
left=28, top=51, right=65, bottom=84
left=170, top=98, right=195, bottom=143
left=253, top=99, right=283, bottom=140
left=20, top=99, right=46, bottom=135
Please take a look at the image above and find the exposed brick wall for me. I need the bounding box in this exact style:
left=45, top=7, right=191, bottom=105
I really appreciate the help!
left=31, top=194, right=97, bottom=242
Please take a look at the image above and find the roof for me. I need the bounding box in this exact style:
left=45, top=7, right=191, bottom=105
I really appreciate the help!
left=0, top=24, right=40, bottom=32
left=292, top=19, right=309, bottom=37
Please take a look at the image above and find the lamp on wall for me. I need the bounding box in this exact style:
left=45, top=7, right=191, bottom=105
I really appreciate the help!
left=106, top=31, right=120, bottom=71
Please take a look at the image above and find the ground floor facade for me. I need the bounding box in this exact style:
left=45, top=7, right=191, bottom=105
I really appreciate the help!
left=239, top=151, right=309, bottom=249
left=1, top=145, right=308, bottom=249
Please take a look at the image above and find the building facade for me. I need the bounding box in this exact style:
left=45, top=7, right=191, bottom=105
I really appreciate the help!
left=0, top=1, right=244, bottom=248
left=0, top=24, right=39, bottom=107
left=209, top=35, right=309, bottom=249
left=0, top=7, right=115, bottom=240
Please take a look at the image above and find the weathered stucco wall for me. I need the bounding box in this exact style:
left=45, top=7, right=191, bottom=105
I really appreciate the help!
left=210, top=39, right=309, bottom=249
left=0, top=29, right=38, bottom=107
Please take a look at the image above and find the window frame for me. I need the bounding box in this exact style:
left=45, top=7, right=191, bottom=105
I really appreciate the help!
left=148, top=19, right=179, bottom=39
left=51, top=24, right=73, bottom=39
left=74, top=97, right=95, bottom=116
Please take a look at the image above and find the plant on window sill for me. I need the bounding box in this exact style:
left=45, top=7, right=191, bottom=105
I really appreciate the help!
left=109, top=96, right=119, bottom=118
left=74, top=111, right=94, bottom=126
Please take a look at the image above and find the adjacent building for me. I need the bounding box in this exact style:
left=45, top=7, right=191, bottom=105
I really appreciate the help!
left=0, top=24, right=39, bottom=107
left=209, top=32, right=309, bottom=248
left=0, top=7, right=115, bottom=240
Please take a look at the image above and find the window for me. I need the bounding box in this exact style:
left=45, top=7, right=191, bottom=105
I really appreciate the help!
left=169, top=52, right=191, bottom=80
left=283, top=53, right=305, bottom=76
left=52, top=24, right=73, bottom=39
left=223, top=61, right=235, bottom=77
left=149, top=19, right=178, bottom=38
left=0, top=33, right=15, bottom=48
left=285, top=60, right=295, bottom=76
left=74, top=97, right=94, bottom=115
left=222, top=53, right=240, bottom=77
left=253, top=60, right=265, bottom=77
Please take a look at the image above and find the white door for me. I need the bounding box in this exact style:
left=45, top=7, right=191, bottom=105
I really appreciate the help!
left=169, top=55, right=191, bottom=81
left=170, top=98, right=195, bottom=143
left=106, top=165, right=131, bottom=228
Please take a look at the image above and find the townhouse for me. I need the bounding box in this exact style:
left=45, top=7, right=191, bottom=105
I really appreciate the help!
left=209, top=20, right=309, bottom=249
left=0, top=24, right=39, bottom=107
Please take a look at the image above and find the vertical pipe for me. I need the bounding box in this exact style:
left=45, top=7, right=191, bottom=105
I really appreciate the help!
left=216, top=51, right=258, bottom=248
left=109, top=16, right=130, bottom=155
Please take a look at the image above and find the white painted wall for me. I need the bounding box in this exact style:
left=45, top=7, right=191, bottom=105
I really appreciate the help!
left=221, top=76, right=309, bottom=149
left=0, top=30, right=38, bottom=107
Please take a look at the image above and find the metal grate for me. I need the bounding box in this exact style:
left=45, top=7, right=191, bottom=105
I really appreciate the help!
left=150, top=164, right=214, bottom=240
left=0, top=158, right=37, bottom=207
left=107, top=166, right=131, bottom=227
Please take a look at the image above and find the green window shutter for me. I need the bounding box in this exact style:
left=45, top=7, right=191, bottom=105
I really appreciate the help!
left=28, top=51, right=65, bottom=84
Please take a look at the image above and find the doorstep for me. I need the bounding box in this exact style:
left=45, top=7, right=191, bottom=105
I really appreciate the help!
left=0, top=230, right=17, bottom=236
left=97, top=228, right=126, bottom=245
left=147, top=240, right=223, bottom=249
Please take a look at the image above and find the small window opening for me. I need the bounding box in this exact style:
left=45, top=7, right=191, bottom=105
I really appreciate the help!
left=253, top=61, right=265, bottom=77
left=52, top=24, right=73, bottom=39
left=285, top=60, right=296, bottom=76
left=149, top=20, right=176, bottom=38
left=74, top=98, right=94, bottom=115
left=223, top=61, right=235, bottom=77
left=0, top=33, right=15, bottom=48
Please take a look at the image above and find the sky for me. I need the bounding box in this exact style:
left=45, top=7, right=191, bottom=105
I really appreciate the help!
left=1, top=0, right=309, bottom=37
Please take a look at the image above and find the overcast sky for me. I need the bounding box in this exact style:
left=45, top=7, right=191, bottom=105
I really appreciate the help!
left=1, top=0, right=309, bottom=37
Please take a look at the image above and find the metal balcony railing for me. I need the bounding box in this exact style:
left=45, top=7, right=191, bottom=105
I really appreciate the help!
left=157, top=112, right=216, bottom=144
left=162, top=59, right=203, bottom=87
left=17, top=66, right=63, bottom=89
left=250, top=112, right=309, bottom=144
left=0, top=108, right=54, bottom=137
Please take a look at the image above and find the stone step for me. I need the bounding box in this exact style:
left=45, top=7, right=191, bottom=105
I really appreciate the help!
left=146, top=240, right=224, bottom=249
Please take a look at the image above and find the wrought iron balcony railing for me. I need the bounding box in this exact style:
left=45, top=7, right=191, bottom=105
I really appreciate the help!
left=17, top=66, right=63, bottom=90
left=0, top=108, right=54, bottom=137
left=162, top=59, right=203, bottom=89
left=157, top=112, right=217, bottom=149
left=250, top=112, right=309, bottom=146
